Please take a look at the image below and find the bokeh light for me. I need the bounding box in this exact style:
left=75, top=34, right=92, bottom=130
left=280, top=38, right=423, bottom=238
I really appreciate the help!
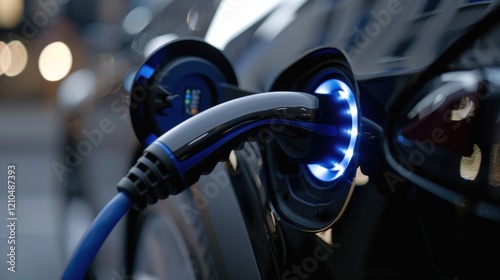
left=0, top=41, right=11, bottom=75
left=123, top=6, right=152, bottom=35
left=39, top=41, right=73, bottom=82
left=0, top=0, right=24, bottom=28
left=3, top=40, right=28, bottom=77
left=187, top=2, right=213, bottom=31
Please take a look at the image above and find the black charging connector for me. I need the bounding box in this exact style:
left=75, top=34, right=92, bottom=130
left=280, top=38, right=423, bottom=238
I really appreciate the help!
left=118, top=91, right=324, bottom=210
left=62, top=39, right=362, bottom=280
left=117, top=146, right=178, bottom=210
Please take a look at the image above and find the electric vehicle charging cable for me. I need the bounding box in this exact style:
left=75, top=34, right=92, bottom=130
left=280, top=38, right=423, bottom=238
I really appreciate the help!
left=60, top=89, right=357, bottom=280
left=61, top=192, right=132, bottom=280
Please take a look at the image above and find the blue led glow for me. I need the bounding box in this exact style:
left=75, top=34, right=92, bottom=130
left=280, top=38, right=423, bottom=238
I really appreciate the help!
left=144, top=133, right=158, bottom=147
left=137, top=65, right=155, bottom=80
left=307, top=79, right=359, bottom=182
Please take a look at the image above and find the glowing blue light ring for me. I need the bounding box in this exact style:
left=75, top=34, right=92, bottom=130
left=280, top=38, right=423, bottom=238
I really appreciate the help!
left=307, top=79, right=358, bottom=182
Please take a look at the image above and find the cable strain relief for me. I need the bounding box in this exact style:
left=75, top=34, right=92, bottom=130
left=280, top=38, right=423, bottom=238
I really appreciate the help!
left=117, top=150, right=175, bottom=210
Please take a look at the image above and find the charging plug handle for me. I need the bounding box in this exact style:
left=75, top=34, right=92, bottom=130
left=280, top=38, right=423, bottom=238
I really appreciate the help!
left=118, top=91, right=320, bottom=210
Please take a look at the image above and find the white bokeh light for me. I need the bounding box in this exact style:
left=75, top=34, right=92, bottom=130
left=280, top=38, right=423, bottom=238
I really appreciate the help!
left=4, top=40, right=28, bottom=77
left=39, top=42, right=73, bottom=82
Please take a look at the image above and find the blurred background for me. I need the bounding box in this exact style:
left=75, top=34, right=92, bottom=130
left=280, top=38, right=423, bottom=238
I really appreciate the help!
left=0, top=0, right=496, bottom=279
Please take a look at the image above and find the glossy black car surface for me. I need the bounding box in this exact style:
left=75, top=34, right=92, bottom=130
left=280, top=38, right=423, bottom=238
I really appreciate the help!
left=125, top=1, right=500, bottom=279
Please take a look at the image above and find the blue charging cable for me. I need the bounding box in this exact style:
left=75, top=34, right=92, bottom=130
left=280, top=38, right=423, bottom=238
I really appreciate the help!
left=60, top=192, right=133, bottom=280
left=60, top=91, right=357, bottom=279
